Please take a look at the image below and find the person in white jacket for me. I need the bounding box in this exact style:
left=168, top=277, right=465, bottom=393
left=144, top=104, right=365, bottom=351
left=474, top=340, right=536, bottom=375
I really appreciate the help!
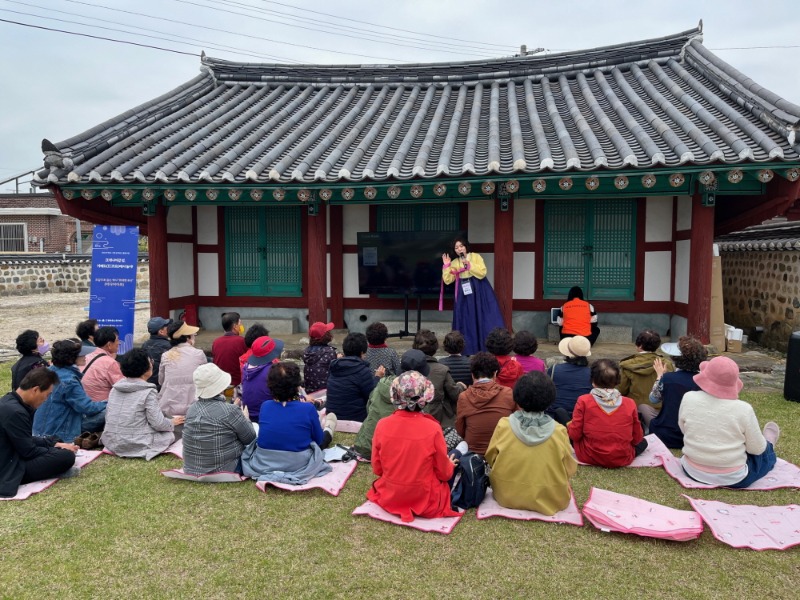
left=158, top=321, right=207, bottom=421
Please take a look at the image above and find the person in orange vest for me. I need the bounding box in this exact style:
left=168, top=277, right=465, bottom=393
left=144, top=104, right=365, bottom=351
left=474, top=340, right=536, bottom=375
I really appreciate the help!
left=557, top=286, right=599, bottom=346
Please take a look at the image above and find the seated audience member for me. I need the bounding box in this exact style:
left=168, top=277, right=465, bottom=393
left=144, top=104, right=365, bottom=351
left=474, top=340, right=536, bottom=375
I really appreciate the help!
left=568, top=359, right=647, bottom=468
left=101, top=348, right=184, bottom=459
left=302, top=321, right=338, bottom=394
left=238, top=323, right=269, bottom=372
left=11, top=329, right=49, bottom=390
left=485, top=372, right=577, bottom=515
left=364, top=322, right=401, bottom=376
left=158, top=321, right=206, bottom=419
left=33, top=340, right=106, bottom=441
left=644, top=337, right=707, bottom=446
left=367, top=371, right=461, bottom=523
left=240, top=336, right=284, bottom=422
left=212, top=312, right=248, bottom=390
left=326, top=333, right=382, bottom=422
left=556, top=286, right=599, bottom=346
left=439, top=331, right=472, bottom=387
left=141, top=316, right=172, bottom=389
left=182, top=364, right=256, bottom=475
left=353, top=349, right=429, bottom=459
left=679, top=356, right=779, bottom=488
left=242, top=362, right=334, bottom=483
left=548, top=336, right=592, bottom=424
left=81, top=326, right=124, bottom=406
left=456, top=352, right=516, bottom=455
left=75, top=319, right=99, bottom=348
left=485, top=328, right=523, bottom=388
left=1, top=369, right=80, bottom=497
left=512, top=330, right=546, bottom=374
left=618, top=329, right=673, bottom=406
left=413, top=329, right=464, bottom=428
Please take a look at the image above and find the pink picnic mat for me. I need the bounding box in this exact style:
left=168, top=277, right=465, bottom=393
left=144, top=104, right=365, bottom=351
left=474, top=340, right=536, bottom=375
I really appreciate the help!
left=582, top=487, right=703, bottom=542
left=476, top=487, right=584, bottom=526
left=1, top=449, right=104, bottom=501
left=660, top=453, right=800, bottom=490
left=575, top=434, right=670, bottom=468
left=255, top=460, right=357, bottom=496
left=336, top=420, right=363, bottom=434
left=161, top=469, right=248, bottom=483
left=685, top=496, right=800, bottom=551
left=352, top=500, right=464, bottom=534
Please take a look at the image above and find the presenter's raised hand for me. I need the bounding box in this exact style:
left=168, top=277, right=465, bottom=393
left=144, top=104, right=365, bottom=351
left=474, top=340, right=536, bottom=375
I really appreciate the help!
left=441, top=252, right=451, bottom=265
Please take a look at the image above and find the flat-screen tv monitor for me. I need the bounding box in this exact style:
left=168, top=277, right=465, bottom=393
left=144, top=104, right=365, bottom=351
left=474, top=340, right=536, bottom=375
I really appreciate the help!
left=357, top=230, right=465, bottom=295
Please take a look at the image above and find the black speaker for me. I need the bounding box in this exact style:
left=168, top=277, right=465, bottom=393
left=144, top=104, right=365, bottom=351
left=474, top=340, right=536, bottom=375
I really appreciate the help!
left=784, top=331, right=800, bottom=402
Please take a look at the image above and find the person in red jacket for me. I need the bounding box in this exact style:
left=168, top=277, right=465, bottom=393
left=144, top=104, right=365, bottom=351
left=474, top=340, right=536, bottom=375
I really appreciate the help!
left=485, top=328, right=523, bottom=389
left=212, top=312, right=248, bottom=389
left=568, top=359, right=647, bottom=468
left=367, top=371, right=461, bottom=523
left=557, top=286, right=599, bottom=346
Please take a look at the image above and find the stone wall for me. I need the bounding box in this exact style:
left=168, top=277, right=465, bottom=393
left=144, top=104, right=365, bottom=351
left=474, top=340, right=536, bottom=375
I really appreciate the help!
left=721, top=250, right=800, bottom=351
left=0, top=255, right=149, bottom=296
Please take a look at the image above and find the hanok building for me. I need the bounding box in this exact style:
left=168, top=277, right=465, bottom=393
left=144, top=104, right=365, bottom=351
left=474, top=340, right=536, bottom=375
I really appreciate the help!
left=35, top=24, right=800, bottom=342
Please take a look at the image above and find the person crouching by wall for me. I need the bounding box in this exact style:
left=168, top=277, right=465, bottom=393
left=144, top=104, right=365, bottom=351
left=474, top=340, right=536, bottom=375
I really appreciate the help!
left=557, top=286, right=599, bottom=346
left=485, top=372, right=577, bottom=515
left=182, top=364, right=255, bottom=476
left=242, top=362, right=334, bottom=484
left=367, top=371, right=462, bottom=523
left=568, top=359, right=647, bottom=468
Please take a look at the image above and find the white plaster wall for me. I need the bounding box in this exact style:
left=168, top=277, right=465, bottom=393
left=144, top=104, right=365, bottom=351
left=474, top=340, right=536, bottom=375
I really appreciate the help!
left=513, top=251, right=535, bottom=299
left=197, top=253, right=219, bottom=296
left=166, top=205, right=192, bottom=235
left=676, top=196, right=692, bottom=231
left=513, top=199, right=536, bottom=243
left=468, top=200, right=494, bottom=243
left=196, top=206, right=217, bottom=244
left=343, top=253, right=368, bottom=298
left=168, top=242, right=194, bottom=298
left=326, top=254, right=331, bottom=297
left=643, top=251, right=671, bottom=301
left=645, top=197, right=673, bottom=242
left=482, top=253, right=495, bottom=286
left=674, top=240, right=690, bottom=304
left=343, top=205, right=369, bottom=245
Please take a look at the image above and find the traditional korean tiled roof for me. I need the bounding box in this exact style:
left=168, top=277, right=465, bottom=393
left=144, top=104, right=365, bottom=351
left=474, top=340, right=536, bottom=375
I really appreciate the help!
left=35, top=24, right=800, bottom=187
left=717, top=219, right=800, bottom=251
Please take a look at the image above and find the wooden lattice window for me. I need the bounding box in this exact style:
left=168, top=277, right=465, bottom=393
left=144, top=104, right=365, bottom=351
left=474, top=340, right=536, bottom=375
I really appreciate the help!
left=376, top=204, right=460, bottom=232
left=225, top=206, right=301, bottom=296
left=543, top=199, right=636, bottom=300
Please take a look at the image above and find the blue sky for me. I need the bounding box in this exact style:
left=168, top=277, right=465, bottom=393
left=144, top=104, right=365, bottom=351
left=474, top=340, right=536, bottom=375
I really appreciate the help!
left=1, top=0, right=799, bottom=189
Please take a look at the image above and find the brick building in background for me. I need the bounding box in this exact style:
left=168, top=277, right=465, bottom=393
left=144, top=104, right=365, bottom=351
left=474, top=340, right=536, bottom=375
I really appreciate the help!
left=0, top=192, right=94, bottom=253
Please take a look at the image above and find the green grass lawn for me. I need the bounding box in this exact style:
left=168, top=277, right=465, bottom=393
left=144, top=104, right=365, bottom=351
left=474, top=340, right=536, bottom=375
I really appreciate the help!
left=1, top=361, right=799, bottom=599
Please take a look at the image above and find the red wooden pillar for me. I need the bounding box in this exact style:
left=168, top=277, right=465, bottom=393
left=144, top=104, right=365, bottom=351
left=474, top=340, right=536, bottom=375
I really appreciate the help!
left=306, top=205, right=328, bottom=325
left=687, top=194, right=714, bottom=343
left=494, top=198, right=514, bottom=329
left=148, top=201, right=170, bottom=318
left=329, top=205, right=344, bottom=327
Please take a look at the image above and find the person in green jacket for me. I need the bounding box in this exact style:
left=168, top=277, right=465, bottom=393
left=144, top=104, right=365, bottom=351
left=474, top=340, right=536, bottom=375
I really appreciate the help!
left=618, top=329, right=674, bottom=407
left=353, top=349, right=430, bottom=459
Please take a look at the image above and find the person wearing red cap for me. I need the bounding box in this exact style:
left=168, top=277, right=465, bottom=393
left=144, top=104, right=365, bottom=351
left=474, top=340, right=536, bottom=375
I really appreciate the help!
left=302, top=322, right=337, bottom=394
left=679, top=356, right=779, bottom=488
left=240, top=336, right=284, bottom=422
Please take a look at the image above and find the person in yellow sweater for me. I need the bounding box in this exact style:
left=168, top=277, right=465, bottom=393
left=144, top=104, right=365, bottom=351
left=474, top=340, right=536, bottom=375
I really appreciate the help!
left=485, top=371, right=577, bottom=515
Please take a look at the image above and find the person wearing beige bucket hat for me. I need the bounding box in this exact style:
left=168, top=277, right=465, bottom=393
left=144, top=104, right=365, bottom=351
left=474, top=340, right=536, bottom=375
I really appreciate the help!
left=157, top=320, right=207, bottom=420
left=679, top=356, right=780, bottom=488
left=182, top=363, right=256, bottom=476
left=547, top=336, right=593, bottom=425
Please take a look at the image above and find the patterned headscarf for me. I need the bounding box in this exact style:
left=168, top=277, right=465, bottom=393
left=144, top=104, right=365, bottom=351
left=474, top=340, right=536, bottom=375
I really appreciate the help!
left=390, top=371, right=435, bottom=411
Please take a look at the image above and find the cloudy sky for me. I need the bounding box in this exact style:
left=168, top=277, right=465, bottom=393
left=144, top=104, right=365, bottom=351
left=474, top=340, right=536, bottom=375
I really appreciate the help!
left=1, top=0, right=799, bottom=190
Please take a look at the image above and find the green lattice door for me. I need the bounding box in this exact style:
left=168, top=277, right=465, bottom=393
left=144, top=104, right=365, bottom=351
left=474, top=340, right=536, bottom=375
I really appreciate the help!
left=543, top=200, right=635, bottom=300
left=225, top=206, right=302, bottom=296
left=376, top=204, right=460, bottom=232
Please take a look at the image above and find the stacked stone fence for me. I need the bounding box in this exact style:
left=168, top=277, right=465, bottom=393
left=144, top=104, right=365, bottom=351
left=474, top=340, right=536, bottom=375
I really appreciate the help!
left=0, top=253, right=149, bottom=296
left=721, top=250, right=800, bottom=352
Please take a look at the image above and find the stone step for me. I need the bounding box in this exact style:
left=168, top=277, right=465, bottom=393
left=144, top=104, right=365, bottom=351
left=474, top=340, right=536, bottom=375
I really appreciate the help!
left=241, top=317, right=298, bottom=335
left=547, top=323, right=632, bottom=344
left=382, top=321, right=453, bottom=339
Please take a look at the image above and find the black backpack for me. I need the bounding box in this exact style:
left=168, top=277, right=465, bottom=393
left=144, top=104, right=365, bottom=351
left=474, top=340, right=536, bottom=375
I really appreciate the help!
left=450, top=452, right=489, bottom=509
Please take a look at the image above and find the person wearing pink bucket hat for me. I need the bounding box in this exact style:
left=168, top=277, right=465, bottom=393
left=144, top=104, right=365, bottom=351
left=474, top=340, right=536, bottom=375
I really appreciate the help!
left=679, top=356, right=780, bottom=488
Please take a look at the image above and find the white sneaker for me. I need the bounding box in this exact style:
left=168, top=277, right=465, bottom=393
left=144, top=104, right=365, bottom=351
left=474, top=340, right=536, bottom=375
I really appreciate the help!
left=763, top=422, right=780, bottom=446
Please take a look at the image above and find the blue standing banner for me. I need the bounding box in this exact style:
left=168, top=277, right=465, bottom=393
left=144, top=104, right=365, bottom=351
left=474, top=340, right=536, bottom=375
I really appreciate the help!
left=89, top=225, right=140, bottom=354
